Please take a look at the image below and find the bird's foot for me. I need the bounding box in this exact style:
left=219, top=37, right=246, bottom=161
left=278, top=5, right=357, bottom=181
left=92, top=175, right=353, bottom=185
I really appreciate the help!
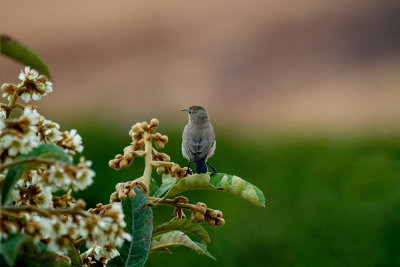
left=186, top=168, right=194, bottom=176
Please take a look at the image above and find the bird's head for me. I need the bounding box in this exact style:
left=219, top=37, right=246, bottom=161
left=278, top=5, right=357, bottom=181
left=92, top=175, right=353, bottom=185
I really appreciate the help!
left=182, top=106, right=210, bottom=121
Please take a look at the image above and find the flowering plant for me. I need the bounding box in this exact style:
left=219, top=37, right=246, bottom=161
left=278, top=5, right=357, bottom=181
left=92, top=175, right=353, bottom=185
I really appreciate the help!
left=0, top=37, right=265, bottom=267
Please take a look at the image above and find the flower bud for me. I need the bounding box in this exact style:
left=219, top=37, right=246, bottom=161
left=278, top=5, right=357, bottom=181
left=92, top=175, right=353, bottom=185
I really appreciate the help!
left=150, top=118, right=159, bottom=128
left=128, top=189, right=136, bottom=198
left=110, top=191, right=119, bottom=203
left=190, top=211, right=205, bottom=223
left=156, top=166, right=166, bottom=175
left=174, top=196, right=189, bottom=203
left=206, top=217, right=217, bottom=227
left=215, top=217, right=225, bottom=227
left=141, top=122, right=149, bottom=131
left=207, top=209, right=223, bottom=219
left=73, top=199, right=87, bottom=210
left=155, top=140, right=165, bottom=149
left=1, top=83, right=17, bottom=93
left=119, top=159, right=128, bottom=168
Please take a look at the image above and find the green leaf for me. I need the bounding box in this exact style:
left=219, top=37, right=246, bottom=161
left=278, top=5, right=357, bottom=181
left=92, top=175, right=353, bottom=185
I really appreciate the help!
left=0, top=35, right=51, bottom=77
left=149, top=178, right=159, bottom=197
left=109, top=187, right=153, bottom=267
left=0, top=234, right=28, bottom=266
left=67, top=245, right=83, bottom=267
left=152, top=174, right=176, bottom=197
left=1, top=143, right=72, bottom=204
left=153, top=219, right=210, bottom=245
left=150, top=247, right=172, bottom=254
left=163, top=173, right=266, bottom=207
left=151, top=231, right=216, bottom=260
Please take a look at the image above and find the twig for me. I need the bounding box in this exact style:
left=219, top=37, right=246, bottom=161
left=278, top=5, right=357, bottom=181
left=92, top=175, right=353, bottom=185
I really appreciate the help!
left=148, top=197, right=199, bottom=211
left=74, top=238, right=86, bottom=247
left=142, top=132, right=153, bottom=196
left=0, top=158, right=62, bottom=172
left=1, top=205, right=89, bottom=218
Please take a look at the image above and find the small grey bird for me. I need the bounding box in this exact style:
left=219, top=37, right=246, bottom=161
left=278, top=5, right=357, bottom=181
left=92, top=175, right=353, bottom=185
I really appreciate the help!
left=182, top=106, right=217, bottom=174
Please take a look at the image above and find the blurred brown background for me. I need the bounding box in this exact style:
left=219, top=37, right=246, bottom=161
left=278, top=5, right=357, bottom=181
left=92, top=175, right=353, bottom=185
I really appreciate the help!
left=1, top=0, right=400, bottom=131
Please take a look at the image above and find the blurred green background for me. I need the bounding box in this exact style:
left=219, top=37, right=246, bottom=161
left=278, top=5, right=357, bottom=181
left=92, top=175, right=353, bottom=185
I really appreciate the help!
left=69, top=119, right=400, bottom=267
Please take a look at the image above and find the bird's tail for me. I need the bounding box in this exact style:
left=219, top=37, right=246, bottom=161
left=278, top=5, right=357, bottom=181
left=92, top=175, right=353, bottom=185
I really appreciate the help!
left=196, top=160, right=208, bottom=174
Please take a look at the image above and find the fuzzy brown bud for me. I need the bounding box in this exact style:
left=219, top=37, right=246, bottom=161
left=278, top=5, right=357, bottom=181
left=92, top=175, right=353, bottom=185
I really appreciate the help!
left=157, top=166, right=166, bottom=175
left=155, top=140, right=165, bottom=149
left=73, top=199, right=87, bottom=210
left=191, top=211, right=205, bottom=223
left=206, top=217, right=217, bottom=227
left=215, top=217, right=225, bottom=227
left=141, top=122, right=149, bottom=131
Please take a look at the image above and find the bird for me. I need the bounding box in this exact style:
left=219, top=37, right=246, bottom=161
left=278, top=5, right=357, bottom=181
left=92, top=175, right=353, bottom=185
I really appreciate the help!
left=182, top=106, right=217, bottom=174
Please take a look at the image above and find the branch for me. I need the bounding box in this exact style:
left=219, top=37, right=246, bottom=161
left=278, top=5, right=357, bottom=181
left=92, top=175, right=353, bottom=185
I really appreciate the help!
left=142, top=132, right=153, bottom=196
left=1, top=205, right=89, bottom=218
left=0, top=158, right=62, bottom=172
left=148, top=197, right=201, bottom=212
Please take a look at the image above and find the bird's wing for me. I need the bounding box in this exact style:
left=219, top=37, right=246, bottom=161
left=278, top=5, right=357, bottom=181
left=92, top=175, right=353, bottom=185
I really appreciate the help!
left=185, top=126, right=215, bottom=162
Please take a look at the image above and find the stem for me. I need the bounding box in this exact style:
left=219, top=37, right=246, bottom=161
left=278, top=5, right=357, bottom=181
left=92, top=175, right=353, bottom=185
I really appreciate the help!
left=0, top=158, right=62, bottom=172
left=148, top=197, right=199, bottom=211
left=142, top=132, right=153, bottom=196
left=151, top=161, right=175, bottom=167
left=5, top=87, right=21, bottom=118
left=74, top=238, right=86, bottom=247
left=1, top=205, right=89, bottom=217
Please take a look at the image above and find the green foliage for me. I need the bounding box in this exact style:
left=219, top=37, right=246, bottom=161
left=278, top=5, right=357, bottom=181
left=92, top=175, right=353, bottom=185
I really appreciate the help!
left=109, top=187, right=153, bottom=267
left=67, top=246, right=83, bottom=267
left=153, top=219, right=211, bottom=245
left=0, top=234, right=70, bottom=267
left=149, top=178, right=159, bottom=197
left=0, top=35, right=50, bottom=77
left=1, top=143, right=71, bottom=204
left=161, top=173, right=265, bottom=207
left=151, top=231, right=215, bottom=260
left=0, top=234, right=28, bottom=266
left=152, top=175, right=175, bottom=197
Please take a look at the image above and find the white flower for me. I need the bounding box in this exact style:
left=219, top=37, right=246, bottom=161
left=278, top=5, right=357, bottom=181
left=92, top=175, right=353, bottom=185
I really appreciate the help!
left=69, top=129, right=83, bottom=153
left=0, top=132, right=39, bottom=156
left=19, top=66, right=39, bottom=81
left=7, top=188, right=20, bottom=204
left=72, top=162, right=95, bottom=191
left=82, top=245, right=120, bottom=265
left=17, top=67, right=53, bottom=103
left=23, top=107, right=40, bottom=125
left=47, top=165, right=71, bottom=190
left=34, top=185, right=53, bottom=208
left=45, top=81, right=53, bottom=94
left=56, top=129, right=84, bottom=157
left=38, top=118, right=62, bottom=143
left=21, top=92, right=31, bottom=102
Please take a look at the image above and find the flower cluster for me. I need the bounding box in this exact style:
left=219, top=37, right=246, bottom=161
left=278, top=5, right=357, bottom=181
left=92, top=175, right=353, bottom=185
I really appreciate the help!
left=1, top=67, right=52, bottom=102
left=109, top=179, right=147, bottom=203
left=109, top=118, right=188, bottom=181
left=0, top=107, right=40, bottom=158
left=0, top=67, right=130, bottom=266
left=190, top=202, right=225, bottom=227
left=0, top=202, right=130, bottom=260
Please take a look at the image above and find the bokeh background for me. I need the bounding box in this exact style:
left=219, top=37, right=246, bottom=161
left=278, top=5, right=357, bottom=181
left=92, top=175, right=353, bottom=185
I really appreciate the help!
left=2, top=0, right=400, bottom=266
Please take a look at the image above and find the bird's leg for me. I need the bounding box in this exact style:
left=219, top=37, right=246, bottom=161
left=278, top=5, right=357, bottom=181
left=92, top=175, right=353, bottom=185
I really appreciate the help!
left=206, top=162, right=218, bottom=176
left=186, top=162, right=193, bottom=175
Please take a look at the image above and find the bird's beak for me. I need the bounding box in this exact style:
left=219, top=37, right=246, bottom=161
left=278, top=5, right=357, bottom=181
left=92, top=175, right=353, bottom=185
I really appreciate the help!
left=181, top=108, right=189, bottom=112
